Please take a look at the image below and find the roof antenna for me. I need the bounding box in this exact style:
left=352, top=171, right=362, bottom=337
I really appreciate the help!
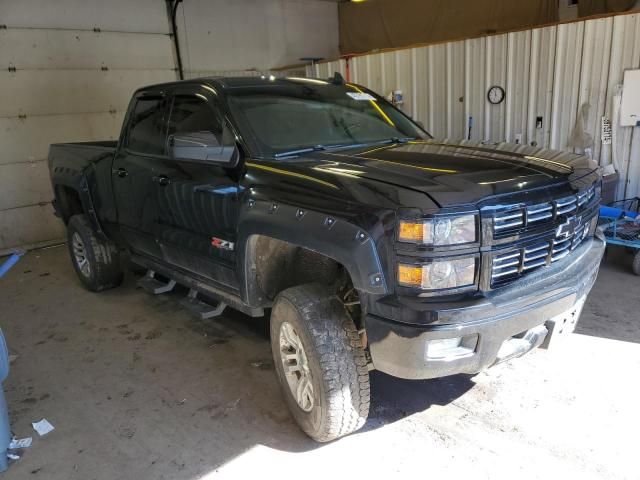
left=330, top=72, right=345, bottom=85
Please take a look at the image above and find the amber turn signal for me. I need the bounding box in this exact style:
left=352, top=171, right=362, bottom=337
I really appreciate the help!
left=398, top=221, right=429, bottom=243
left=397, top=264, right=423, bottom=287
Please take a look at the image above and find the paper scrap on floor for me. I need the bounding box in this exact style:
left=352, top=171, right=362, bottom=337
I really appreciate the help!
left=32, top=419, right=54, bottom=436
left=9, top=437, right=32, bottom=449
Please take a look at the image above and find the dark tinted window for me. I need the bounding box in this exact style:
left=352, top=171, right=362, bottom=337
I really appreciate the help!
left=127, top=97, right=167, bottom=155
left=168, top=95, right=222, bottom=141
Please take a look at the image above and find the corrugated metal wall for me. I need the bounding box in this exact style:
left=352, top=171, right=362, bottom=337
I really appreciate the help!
left=308, top=13, right=640, bottom=199
left=0, top=0, right=177, bottom=253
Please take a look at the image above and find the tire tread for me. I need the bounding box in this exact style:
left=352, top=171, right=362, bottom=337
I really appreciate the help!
left=274, top=284, right=370, bottom=442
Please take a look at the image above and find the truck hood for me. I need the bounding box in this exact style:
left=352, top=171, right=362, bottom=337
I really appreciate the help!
left=311, top=140, right=599, bottom=207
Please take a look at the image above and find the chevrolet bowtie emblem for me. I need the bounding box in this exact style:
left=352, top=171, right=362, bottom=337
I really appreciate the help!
left=556, top=215, right=580, bottom=238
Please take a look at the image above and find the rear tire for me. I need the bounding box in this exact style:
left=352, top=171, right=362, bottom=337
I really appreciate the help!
left=633, top=251, right=640, bottom=276
left=67, top=215, right=123, bottom=292
left=270, top=283, right=370, bottom=442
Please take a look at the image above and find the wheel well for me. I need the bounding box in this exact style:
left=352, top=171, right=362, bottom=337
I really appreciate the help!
left=55, top=185, right=84, bottom=223
left=249, top=235, right=362, bottom=328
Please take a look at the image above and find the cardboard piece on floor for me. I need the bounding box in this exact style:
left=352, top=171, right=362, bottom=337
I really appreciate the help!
left=32, top=419, right=54, bottom=436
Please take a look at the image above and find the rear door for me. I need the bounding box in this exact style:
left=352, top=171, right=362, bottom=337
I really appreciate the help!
left=152, top=86, right=241, bottom=292
left=112, top=91, right=169, bottom=259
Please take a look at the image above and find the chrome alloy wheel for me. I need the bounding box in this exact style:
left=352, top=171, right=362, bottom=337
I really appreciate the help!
left=279, top=321, right=315, bottom=412
left=72, top=232, right=91, bottom=278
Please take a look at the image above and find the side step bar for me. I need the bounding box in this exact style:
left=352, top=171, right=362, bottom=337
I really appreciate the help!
left=137, top=270, right=176, bottom=294
left=130, top=255, right=264, bottom=318
left=179, top=289, right=227, bottom=320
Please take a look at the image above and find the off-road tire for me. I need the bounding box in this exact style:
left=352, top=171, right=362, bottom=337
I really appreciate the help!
left=67, top=214, right=123, bottom=292
left=633, top=251, right=640, bottom=276
left=270, top=283, right=370, bottom=442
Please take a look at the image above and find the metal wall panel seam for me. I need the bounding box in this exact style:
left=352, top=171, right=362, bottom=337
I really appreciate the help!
left=0, top=202, right=52, bottom=213
left=1, top=67, right=176, bottom=72
left=0, top=110, right=124, bottom=120
left=464, top=40, right=471, bottom=140
left=543, top=27, right=558, bottom=149
left=428, top=47, right=435, bottom=133
left=527, top=29, right=540, bottom=145
left=0, top=159, right=46, bottom=167
left=411, top=48, right=418, bottom=119
left=505, top=35, right=514, bottom=143
left=549, top=24, right=566, bottom=149
left=380, top=52, right=386, bottom=95
left=445, top=43, right=452, bottom=137
left=484, top=36, right=492, bottom=142
left=0, top=26, right=171, bottom=35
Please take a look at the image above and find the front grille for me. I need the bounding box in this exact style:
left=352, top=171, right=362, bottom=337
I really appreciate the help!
left=491, top=215, right=592, bottom=287
left=491, top=184, right=596, bottom=238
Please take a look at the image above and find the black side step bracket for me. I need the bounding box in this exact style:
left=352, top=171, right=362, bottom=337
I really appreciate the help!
left=179, top=289, right=227, bottom=320
left=137, top=270, right=176, bottom=294
left=130, top=254, right=264, bottom=317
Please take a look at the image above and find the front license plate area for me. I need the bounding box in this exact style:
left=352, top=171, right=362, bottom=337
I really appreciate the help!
left=540, top=296, right=586, bottom=349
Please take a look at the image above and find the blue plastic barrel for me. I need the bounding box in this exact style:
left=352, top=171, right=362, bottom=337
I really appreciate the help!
left=0, top=329, right=9, bottom=471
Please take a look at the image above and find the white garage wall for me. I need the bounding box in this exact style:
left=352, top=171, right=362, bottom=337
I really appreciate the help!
left=0, top=0, right=178, bottom=252
left=308, top=13, right=640, bottom=200
left=177, top=0, right=339, bottom=78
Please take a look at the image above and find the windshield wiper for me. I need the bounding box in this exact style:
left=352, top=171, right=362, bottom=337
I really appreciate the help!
left=371, top=136, right=415, bottom=147
left=273, top=138, right=416, bottom=159
left=274, top=146, right=325, bottom=158
left=274, top=143, right=355, bottom=159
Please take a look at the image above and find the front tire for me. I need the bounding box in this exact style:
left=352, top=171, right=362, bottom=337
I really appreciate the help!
left=67, top=215, right=123, bottom=292
left=270, top=284, right=370, bottom=442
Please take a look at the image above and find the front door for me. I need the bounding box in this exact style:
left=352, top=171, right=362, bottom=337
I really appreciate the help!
left=152, top=88, right=241, bottom=292
left=112, top=92, right=169, bottom=259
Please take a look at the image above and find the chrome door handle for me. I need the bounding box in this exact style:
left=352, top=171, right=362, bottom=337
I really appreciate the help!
left=112, top=167, right=128, bottom=178
left=152, top=175, right=171, bottom=186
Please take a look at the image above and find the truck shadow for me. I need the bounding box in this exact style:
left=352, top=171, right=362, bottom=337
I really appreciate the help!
left=365, top=371, right=475, bottom=430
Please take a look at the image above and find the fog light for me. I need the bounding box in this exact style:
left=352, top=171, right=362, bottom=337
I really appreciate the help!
left=426, top=335, right=478, bottom=360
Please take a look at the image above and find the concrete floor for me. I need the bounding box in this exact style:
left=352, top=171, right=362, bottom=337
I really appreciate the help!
left=0, top=245, right=638, bottom=480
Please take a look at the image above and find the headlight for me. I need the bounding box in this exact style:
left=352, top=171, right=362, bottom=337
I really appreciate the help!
left=398, top=214, right=477, bottom=245
left=398, top=257, right=476, bottom=290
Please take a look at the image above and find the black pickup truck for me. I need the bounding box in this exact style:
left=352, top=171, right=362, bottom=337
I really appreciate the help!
left=48, top=75, right=604, bottom=442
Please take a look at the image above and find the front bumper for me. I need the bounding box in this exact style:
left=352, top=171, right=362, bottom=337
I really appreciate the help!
left=366, top=233, right=605, bottom=380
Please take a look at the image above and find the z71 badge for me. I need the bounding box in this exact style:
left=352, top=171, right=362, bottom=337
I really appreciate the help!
left=211, top=237, right=235, bottom=251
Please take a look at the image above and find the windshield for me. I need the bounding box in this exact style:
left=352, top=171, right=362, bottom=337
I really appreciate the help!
left=226, top=80, right=430, bottom=158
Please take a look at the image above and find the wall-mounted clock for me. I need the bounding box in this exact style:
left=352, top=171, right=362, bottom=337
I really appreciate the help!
left=487, top=86, right=505, bottom=104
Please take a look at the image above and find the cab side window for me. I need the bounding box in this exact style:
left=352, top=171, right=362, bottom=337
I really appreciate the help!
left=126, top=97, right=167, bottom=155
left=168, top=95, right=223, bottom=142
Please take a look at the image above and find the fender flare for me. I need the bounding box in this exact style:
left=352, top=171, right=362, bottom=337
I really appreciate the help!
left=52, top=167, right=105, bottom=238
left=237, top=200, right=389, bottom=307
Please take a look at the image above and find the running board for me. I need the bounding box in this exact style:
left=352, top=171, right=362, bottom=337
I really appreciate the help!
left=130, top=254, right=264, bottom=318
left=179, top=289, right=227, bottom=320
left=137, top=270, right=177, bottom=294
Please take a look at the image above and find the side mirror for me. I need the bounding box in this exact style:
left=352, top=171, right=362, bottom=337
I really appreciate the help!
left=168, top=131, right=238, bottom=166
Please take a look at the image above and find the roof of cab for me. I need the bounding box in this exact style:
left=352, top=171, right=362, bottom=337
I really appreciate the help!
left=136, top=75, right=336, bottom=94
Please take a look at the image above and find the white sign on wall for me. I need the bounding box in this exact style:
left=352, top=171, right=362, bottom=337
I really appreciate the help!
left=601, top=117, right=612, bottom=145
left=620, top=69, right=640, bottom=127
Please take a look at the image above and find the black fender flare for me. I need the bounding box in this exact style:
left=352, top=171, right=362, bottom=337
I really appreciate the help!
left=237, top=199, right=389, bottom=307
left=52, top=167, right=105, bottom=239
